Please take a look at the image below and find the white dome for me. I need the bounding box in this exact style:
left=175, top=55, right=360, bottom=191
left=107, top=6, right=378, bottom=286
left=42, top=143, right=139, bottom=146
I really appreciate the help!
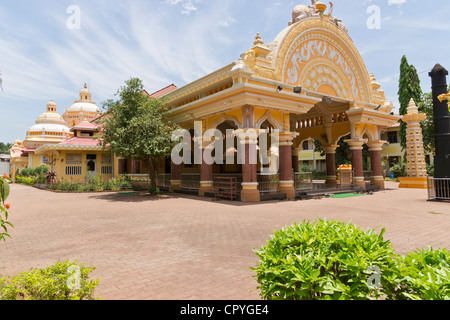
left=36, top=112, right=66, bottom=125
left=66, top=102, right=101, bottom=114
left=27, top=123, right=71, bottom=134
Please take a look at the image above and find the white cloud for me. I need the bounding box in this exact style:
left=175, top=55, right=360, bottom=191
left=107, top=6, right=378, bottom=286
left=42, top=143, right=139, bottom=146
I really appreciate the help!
left=388, top=0, right=408, bottom=6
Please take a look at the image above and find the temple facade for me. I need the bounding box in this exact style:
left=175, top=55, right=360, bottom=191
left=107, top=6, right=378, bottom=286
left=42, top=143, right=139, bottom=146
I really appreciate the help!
left=161, top=2, right=399, bottom=202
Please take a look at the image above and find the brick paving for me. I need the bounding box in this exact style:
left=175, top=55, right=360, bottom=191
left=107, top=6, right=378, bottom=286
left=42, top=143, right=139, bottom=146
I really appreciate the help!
left=0, top=182, right=449, bottom=300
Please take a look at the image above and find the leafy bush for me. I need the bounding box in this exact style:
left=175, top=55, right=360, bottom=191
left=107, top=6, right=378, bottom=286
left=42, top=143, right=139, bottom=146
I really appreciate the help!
left=395, top=247, right=450, bottom=300
left=426, top=163, right=434, bottom=177
left=20, top=168, right=32, bottom=177
left=312, top=170, right=327, bottom=180
left=252, top=219, right=450, bottom=300
left=0, top=260, right=100, bottom=300
left=87, top=176, right=103, bottom=192
left=390, top=162, right=407, bottom=179
left=15, top=176, right=36, bottom=186
left=299, top=165, right=312, bottom=173
left=0, top=174, right=13, bottom=241
left=148, top=185, right=160, bottom=195
left=251, top=219, right=398, bottom=300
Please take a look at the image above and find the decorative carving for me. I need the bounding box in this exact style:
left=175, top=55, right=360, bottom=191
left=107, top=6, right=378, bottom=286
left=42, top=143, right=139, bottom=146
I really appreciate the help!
left=285, top=38, right=360, bottom=99
left=327, top=2, right=350, bottom=37
left=243, top=49, right=256, bottom=72
left=289, top=1, right=319, bottom=26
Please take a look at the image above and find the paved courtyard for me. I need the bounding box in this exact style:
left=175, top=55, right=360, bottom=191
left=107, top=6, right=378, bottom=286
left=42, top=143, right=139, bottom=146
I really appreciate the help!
left=1, top=182, right=449, bottom=300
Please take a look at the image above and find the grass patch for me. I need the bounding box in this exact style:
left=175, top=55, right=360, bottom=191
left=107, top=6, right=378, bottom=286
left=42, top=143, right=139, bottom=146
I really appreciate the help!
left=428, top=211, right=444, bottom=215
left=329, top=193, right=366, bottom=199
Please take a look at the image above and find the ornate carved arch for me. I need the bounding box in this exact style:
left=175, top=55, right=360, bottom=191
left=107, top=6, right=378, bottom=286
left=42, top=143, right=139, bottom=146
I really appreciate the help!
left=273, top=18, right=373, bottom=103
left=256, top=111, right=282, bottom=130
left=209, top=114, right=242, bottom=131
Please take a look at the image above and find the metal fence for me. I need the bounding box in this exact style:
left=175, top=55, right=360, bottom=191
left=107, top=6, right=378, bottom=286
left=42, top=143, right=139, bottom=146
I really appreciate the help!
left=257, top=173, right=280, bottom=194
left=181, top=174, right=201, bottom=190
left=156, top=173, right=171, bottom=188
left=213, top=174, right=242, bottom=192
left=339, top=170, right=354, bottom=187
left=428, top=177, right=450, bottom=201
left=294, top=172, right=313, bottom=191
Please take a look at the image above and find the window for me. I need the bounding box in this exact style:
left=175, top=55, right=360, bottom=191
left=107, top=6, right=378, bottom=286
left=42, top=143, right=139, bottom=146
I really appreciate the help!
left=302, top=141, right=310, bottom=150
left=388, top=131, right=398, bottom=144
left=65, top=166, right=82, bottom=176
left=66, top=153, right=82, bottom=165
left=102, top=153, right=112, bottom=164
left=41, top=155, right=49, bottom=165
left=101, top=166, right=112, bottom=175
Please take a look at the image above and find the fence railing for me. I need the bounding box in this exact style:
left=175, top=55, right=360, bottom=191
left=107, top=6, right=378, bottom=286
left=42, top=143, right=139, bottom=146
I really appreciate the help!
left=213, top=174, right=242, bottom=192
left=156, top=173, right=171, bottom=188
left=428, top=177, right=450, bottom=201
left=257, top=173, right=280, bottom=194
left=339, top=171, right=354, bottom=187
left=294, top=172, right=313, bottom=191
left=181, top=174, right=201, bottom=190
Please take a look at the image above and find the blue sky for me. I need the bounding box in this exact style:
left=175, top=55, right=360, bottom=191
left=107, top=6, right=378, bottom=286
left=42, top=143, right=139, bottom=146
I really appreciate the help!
left=1, top=0, right=450, bottom=144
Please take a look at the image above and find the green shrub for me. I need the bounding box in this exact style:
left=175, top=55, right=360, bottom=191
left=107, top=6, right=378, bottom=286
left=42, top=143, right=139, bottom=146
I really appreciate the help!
left=0, top=260, right=101, bottom=300
left=32, top=166, right=48, bottom=176
left=20, top=168, right=32, bottom=177
left=148, top=185, right=160, bottom=195
left=252, top=220, right=450, bottom=300
left=87, top=176, right=103, bottom=192
left=390, top=162, right=407, bottom=179
left=395, top=247, right=450, bottom=300
left=312, top=170, right=327, bottom=180
left=251, top=219, right=398, bottom=300
left=299, top=165, right=311, bottom=173
left=426, top=163, right=434, bottom=177
left=16, top=176, right=36, bottom=186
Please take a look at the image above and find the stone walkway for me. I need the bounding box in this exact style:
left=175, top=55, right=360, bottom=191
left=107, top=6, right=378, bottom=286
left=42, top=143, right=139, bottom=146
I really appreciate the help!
left=0, top=182, right=448, bottom=300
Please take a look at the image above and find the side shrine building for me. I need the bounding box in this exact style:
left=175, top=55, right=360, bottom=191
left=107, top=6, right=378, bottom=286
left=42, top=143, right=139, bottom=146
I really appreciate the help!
left=161, top=2, right=399, bottom=202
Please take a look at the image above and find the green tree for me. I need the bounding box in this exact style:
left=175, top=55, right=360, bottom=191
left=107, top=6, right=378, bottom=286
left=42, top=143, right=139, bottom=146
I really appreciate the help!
left=398, top=55, right=423, bottom=150
left=0, top=143, right=12, bottom=155
left=418, top=92, right=435, bottom=154
left=101, top=78, right=178, bottom=195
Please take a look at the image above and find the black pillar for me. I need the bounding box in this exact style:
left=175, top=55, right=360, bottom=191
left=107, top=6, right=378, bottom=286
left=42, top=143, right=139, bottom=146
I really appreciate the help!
left=429, top=64, right=450, bottom=179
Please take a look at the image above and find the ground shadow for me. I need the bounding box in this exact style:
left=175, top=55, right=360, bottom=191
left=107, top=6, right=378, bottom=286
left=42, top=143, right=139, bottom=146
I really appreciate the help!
left=88, top=191, right=179, bottom=203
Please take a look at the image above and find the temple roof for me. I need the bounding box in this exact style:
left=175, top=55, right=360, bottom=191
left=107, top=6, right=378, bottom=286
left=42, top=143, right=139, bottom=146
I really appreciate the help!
left=58, top=137, right=101, bottom=146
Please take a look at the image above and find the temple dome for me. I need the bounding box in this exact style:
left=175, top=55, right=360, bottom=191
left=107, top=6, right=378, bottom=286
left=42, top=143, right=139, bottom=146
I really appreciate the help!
left=27, top=123, right=72, bottom=135
left=35, top=100, right=67, bottom=125
left=66, top=102, right=101, bottom=114
left=64, top=83, right=101, bottom=115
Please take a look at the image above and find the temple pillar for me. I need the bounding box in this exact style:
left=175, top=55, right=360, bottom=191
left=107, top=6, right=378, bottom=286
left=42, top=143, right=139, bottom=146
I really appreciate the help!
left=238, top=129, right=260, bottom=202
left=324, top=145, right=339, bottom=185
left=278, top=132, right=296, bottom=200
left=292, top=148, right=300, bottom=173
left=199, top=142, right=214, bottom=197
left=169, top=160, right=182, bottom=192
left=345, top=139, right=366, bottom=190
left=367, top=141, right=387, bottom=190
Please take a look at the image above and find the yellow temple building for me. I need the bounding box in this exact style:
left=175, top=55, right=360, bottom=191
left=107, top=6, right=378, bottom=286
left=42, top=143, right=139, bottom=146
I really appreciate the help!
left=158, top=1, right=399, bottom=201
left=11, top=2, right=403, bottom=202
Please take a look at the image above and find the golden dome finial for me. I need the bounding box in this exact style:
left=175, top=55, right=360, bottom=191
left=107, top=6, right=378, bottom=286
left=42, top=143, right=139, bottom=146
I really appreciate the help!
left=84, top=83, right=87, bottom=89
left=254, top=33, right=264, bottom=46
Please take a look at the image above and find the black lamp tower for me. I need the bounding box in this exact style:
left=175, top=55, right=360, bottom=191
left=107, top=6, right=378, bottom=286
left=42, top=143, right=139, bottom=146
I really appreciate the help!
left=428, top=64, right=450, bottom=179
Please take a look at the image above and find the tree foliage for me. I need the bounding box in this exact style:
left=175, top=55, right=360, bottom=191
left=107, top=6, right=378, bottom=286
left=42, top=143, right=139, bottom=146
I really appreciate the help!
left=0, top=174, right=13, bottom=241
left=398, top=55, right=423, bottom=150
left=101, top=78, right=178, bottom=194
left=0, top=142, right=12, bottom=155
